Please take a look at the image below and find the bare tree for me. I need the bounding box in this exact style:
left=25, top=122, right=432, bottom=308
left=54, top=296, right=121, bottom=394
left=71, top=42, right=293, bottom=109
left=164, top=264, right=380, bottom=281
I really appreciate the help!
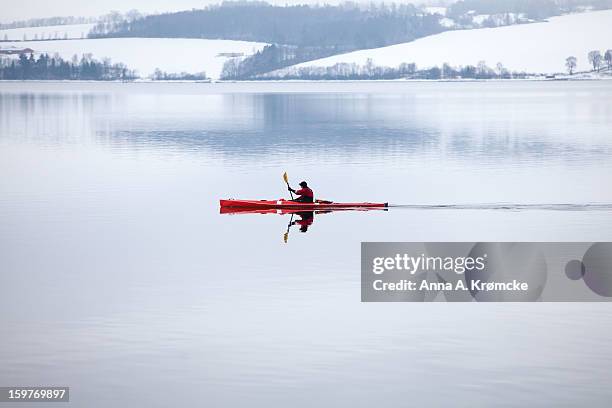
left=588, top=50, right=602, bottom=72
left=126, top=9, right=142, bottom=22
left=442, top=62, right=452, bottom=78
left=565, top=56, right=577, bottom=75
left=477, top=60, right=491, bottom=77
left=364, top=58, right=374, bottom=76
left=221, top=58, right=239, bottom=79
left=605, top=50, right=612, bottom=70
left=496, top=62, right=505, bottom=78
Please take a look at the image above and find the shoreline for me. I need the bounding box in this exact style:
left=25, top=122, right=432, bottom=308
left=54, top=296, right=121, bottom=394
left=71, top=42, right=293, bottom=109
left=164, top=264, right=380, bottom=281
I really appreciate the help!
left=2, top=78, right=610, bottom=95
left=0, top=76, right=610, bottom=85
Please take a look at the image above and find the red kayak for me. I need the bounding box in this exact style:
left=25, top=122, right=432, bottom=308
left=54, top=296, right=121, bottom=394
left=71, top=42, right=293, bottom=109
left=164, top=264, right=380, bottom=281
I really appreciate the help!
left=220, top=199, right=388, bottom=210
left=220, top=206, right=388, bottom=215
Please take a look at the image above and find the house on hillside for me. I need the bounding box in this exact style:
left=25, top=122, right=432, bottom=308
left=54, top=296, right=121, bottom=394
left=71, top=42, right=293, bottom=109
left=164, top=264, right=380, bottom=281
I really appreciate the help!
left=217, top=52, right=244, bottom=58
left=0, top=47, right=35, bottom=55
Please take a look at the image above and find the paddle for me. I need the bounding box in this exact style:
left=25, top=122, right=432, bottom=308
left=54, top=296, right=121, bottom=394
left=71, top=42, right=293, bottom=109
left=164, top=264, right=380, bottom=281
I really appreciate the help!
left=283, top=213, right=294, bottom=243
left=283, top=171, right=294, bottom=200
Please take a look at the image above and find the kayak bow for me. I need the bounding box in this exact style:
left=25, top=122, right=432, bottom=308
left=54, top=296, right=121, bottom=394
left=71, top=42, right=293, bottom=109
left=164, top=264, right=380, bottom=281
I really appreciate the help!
left=220, top=199, right=388, bottom=210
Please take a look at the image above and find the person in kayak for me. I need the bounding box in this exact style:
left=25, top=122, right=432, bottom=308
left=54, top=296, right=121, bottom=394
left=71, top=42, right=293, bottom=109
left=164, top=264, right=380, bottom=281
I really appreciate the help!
left=288, top=181, right=314, bottom=203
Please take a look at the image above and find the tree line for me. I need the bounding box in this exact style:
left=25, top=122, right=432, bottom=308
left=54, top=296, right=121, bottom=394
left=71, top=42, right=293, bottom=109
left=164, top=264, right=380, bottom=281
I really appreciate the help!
left=251, top=59, right=527, bottom=81
left=221, top=44, right=344, bottom=79
left=565, top=49, right=612, bottom=74
left=89, top=2, right=442, bottom=49
left=151, top=68, right=207, bottom=81
left=0, top=53, right=137, bottom=80
left=0, top=16, right=96, bottom=30
left=225, top=46, right=612, bottom=80
left=448, top=0, right=612, bottom=21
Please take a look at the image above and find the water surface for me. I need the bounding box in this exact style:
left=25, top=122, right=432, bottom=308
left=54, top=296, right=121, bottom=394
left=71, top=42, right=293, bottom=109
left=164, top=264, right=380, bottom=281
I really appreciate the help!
left=1, top=81, right=611, bottom=407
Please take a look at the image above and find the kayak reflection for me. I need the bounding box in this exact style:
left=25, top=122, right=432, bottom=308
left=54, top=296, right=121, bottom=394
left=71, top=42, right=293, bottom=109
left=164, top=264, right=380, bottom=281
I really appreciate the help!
left=219, top=206, right=388, bottom=242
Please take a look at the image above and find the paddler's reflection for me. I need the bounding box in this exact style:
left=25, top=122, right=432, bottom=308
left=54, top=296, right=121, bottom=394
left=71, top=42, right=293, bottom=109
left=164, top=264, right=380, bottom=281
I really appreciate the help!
left=291, top=211, right=314, bottom=232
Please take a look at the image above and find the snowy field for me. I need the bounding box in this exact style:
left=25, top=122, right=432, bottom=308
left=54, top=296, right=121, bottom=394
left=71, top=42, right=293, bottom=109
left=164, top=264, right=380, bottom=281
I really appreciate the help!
left=0, top=23, right=95, bottom=41
left=0, top=38, right=267, bottom=79
left=288, top=10, right=612, bottom=74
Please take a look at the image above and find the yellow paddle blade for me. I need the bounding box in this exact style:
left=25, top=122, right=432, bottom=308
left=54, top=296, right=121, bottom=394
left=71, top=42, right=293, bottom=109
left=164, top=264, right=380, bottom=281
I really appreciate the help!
left=283, top=232, right=289, bottom=243
left=283, top=172, right=289, bottom=184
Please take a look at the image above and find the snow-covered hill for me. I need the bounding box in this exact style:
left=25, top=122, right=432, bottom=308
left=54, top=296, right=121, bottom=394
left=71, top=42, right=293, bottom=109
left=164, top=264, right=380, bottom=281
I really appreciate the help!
left=0, top=38, right=267, bottom=79
left=285, top=10, right=612, bottom=75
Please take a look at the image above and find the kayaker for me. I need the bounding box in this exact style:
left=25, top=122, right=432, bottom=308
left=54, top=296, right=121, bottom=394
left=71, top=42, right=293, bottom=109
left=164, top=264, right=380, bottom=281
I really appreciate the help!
left=288, top=181, right=314, bottom=203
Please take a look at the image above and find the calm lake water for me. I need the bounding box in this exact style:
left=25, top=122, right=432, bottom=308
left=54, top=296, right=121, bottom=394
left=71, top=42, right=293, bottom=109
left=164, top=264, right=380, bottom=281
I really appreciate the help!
left=1, top=81, right=612, bottom=407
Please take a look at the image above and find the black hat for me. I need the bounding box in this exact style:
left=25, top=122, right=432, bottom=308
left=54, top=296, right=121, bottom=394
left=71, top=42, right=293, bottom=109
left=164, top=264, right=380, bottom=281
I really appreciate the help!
left=299, top=181, right=308, bottom=187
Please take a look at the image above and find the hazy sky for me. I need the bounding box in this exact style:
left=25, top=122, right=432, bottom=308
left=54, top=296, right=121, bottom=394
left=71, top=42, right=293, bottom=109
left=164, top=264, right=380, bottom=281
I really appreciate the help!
left=3, top=0, right=205, bottom=22
left=0, top=0, right=440, bottom=23
left=2, top=0, right=437, bottom=23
